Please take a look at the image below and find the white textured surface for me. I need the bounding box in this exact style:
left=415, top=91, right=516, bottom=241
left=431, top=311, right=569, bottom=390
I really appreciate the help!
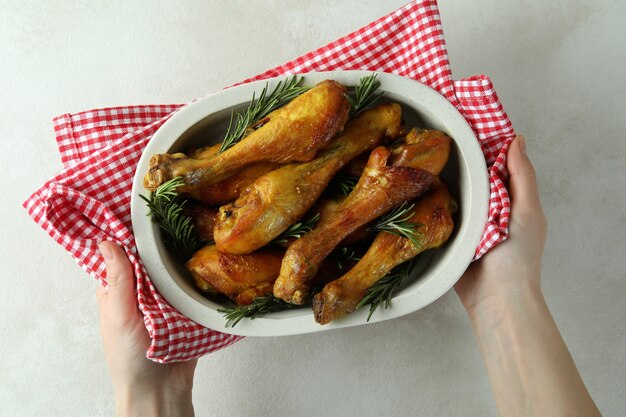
left=1, top=1, right=625, bottom=416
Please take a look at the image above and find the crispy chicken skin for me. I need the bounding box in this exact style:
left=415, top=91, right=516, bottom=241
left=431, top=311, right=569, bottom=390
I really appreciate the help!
left=314, top=197, right=372, bottom=247
left=389, top=128, right=451, bottom=174
left=186, top=245, right=284, bottom=306
left=213, top=103, right=402, bottom=254
left=337, top=128, right=451, bottom=178
left=312, top=185, right=456, bottom=324
left=273, top=146, right=438, bottom=305
left=185, top=144, right=282, bottom=205
left=187, top=162, right=281, bottom=205
left=143, top=80, right=350, bottom=191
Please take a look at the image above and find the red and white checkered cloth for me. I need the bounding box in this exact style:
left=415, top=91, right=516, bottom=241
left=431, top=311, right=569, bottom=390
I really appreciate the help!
left=23, top=0, right=514, bottom=363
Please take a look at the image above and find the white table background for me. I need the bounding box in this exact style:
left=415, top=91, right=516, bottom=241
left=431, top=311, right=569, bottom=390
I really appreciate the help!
left=2, top=1, right=625, bottom=416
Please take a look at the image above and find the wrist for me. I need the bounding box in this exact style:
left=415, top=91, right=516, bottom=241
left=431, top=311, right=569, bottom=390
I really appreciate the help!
left=465, top=282, right=545, bottom=329
left=115, top=384, right=194, bottom=417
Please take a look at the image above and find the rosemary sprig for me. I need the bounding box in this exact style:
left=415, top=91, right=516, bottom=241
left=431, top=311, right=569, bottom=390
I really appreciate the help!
left=356, top=259, right=416, bottom=321
left=139, top=177, right=203, bottom=260
left=328, top=174, right=360, bottom=198
left=219, top=75, right=308, bottom=153
left=272, top=213, right=320, bottom=245
left=336, top=246, right=361, bottom=270
left=371, top=202, right=423, bottom=249
left=218, top=295, right=297, bottom=327
left=346, top=73, right=384, bottom=117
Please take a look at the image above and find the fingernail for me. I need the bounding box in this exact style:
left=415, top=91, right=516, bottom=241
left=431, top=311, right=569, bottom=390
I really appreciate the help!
left=518, top=136, right=527, bottom=155
left=98, top=242, right=114, bottom=261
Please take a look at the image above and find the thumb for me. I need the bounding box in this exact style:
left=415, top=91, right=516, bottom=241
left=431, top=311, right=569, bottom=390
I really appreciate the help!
left=507, top=135, right=542, bottom=216
left=98, top=241, right=136, bottom=317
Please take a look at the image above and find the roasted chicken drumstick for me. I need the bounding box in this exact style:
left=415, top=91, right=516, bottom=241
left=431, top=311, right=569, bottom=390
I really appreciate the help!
left=186, top=245, right=284, bottom=306
left=143, top=80, right=350, bottom=192
left=312, top=184, right=456, bottom=324
left=184, top=143, right=282, bottom=205
left=188, top=162, right=281, bottom=206
left=388, top=128, right=451, bottom=173
left=273, top=146, right=438, bottom=304
left=214, top=103, right=402, bottom=254
left=272, top=129, right=451, bottom=305
left=186, top=244, right=361, bottom=306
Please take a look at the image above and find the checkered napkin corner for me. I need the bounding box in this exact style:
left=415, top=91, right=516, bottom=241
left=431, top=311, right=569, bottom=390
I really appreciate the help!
left=24, top=108, right=242, bottom=362
left=453, top=75, right=516, bottom=258
left=54, top=105, right=184, bottom=169
left=23, top=0, right=515, bottom=362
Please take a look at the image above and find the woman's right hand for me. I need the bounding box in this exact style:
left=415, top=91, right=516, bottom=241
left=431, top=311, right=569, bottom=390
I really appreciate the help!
left=454, top=136, right=601, bottom=417
left=454, top=135, right=547, bottom=317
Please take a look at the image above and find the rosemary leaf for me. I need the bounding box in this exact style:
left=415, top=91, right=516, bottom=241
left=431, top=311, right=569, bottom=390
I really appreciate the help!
left=356, top=258, right=416, bottom=321
left=370, top=202, right=423, bottom=249
left=328, top=174, right=360, bottom=198
left=139, top=177, right=203, bottom=260
left=219, top=75, right=308, bottom=153
left=218, top=295, right=296, bottom=327
left=346, top=73, right=384, bottom=117
left=272, top=213, right=320, bottom=245
left=336, top=246, right=361, bottom=270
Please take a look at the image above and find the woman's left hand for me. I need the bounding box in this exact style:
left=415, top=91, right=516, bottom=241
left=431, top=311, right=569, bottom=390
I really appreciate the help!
left=97, top=241, right=197, bottom=417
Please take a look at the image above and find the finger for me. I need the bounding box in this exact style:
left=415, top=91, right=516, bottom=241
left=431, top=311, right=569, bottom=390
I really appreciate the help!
left=98, top=241, right=136, bottom=317
left=507, top=136, right=542, bottom=215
